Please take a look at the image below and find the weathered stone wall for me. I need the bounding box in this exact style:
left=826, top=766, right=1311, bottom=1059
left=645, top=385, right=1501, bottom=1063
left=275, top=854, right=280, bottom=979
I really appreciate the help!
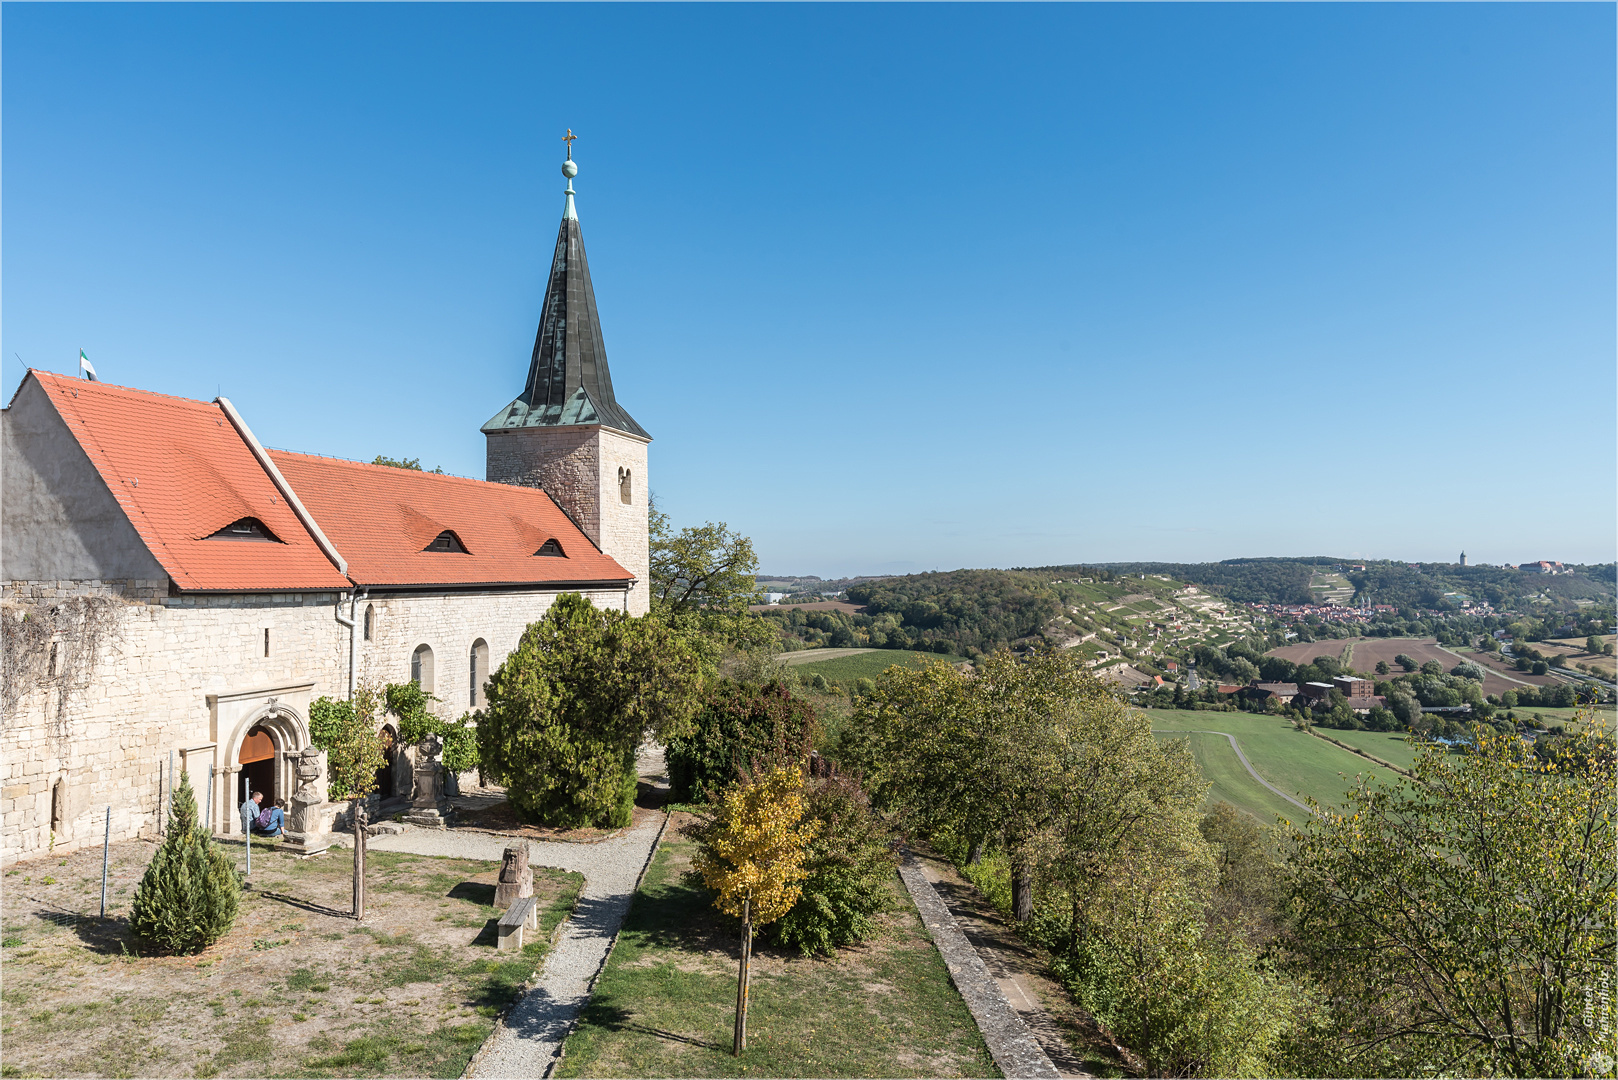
left=1, top=580, right=625, bottom=865
left=486, top=427, right=599, bottom=538
left=484, top=425, right=650, bottom=616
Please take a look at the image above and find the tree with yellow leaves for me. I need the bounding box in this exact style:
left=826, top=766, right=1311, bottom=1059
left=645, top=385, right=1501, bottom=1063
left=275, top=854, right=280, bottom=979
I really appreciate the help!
left=692, top=765, right=818, bottom=1055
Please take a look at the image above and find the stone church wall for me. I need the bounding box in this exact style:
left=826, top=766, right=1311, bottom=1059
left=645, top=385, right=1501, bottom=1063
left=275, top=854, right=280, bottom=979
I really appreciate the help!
left=2, top=580, right=625, bottom=865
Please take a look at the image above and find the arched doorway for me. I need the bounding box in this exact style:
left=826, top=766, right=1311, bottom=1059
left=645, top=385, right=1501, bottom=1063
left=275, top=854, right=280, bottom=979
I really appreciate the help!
left=374, top=724, right=400, bottom=799
left=237, top=725, right=279, bottom=808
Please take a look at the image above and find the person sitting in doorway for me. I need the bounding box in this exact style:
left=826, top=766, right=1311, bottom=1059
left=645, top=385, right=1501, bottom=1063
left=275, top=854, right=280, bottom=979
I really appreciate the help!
left=240, top=791, right=263, bottom=835
left=255, top=798, right=286, bottom=838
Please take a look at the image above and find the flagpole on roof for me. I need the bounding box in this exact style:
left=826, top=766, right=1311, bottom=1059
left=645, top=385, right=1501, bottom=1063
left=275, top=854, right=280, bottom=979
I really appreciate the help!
left=78, top=350, right=98, bottom=382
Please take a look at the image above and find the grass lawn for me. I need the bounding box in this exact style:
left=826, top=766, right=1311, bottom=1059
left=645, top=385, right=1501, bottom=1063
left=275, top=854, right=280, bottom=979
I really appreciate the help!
left=557, top=828, right=997, bottom=1078
left=786, top=650, right=956, bottom=685
left=1142, top=710, right=1404, bottom=818
left=2, top=838, right=580, bottom=1079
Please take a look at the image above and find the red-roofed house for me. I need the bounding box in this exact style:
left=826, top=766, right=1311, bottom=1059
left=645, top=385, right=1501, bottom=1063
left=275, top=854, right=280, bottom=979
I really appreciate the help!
left=1, top=158, right=652, bottom=862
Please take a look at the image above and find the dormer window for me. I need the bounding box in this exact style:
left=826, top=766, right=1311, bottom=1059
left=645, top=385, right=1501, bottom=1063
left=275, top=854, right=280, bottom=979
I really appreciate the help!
left=425, top=530, right=467, bottom=553
left=533, top=538, right=565, bottom=557
left=207, top=517, right=279, bottom=542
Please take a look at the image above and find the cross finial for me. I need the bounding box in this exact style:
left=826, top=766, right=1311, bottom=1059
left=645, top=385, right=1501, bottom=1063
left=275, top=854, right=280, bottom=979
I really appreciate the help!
left=562, top=128, right=577, bottom=160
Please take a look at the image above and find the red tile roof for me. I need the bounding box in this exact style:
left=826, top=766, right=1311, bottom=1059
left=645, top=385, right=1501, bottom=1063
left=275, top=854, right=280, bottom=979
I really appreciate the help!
left=32, top=372, right=352, bottom=592
left=267, top=451, right=631, bottom=589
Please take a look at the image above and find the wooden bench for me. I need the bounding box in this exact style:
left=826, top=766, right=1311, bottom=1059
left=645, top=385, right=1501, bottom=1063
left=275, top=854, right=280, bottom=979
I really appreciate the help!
left=496, top=895, right=538, bottom=951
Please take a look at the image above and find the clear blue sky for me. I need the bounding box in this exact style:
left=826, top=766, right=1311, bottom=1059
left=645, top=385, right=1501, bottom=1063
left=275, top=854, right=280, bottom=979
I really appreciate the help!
left=5, top=4, right=1613, bottom=577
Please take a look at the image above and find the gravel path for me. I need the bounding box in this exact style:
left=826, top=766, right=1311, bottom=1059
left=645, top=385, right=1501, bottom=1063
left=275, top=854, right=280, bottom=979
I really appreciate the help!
left=366, top=747, right=670, bottom=1079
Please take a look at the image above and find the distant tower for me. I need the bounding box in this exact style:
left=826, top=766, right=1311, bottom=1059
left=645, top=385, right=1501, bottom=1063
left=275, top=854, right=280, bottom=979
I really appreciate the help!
left=1460, top=551, right=1467, bottom=566
left=484, top=134, right=651, bottom=615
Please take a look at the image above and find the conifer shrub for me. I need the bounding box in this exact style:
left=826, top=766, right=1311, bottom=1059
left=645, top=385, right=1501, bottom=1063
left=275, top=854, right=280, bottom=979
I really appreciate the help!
left=769, top=772, right=897, bottom=956
left=129, top=772, right=240, bottom=954
left=665, top=679, right=818, bottom=804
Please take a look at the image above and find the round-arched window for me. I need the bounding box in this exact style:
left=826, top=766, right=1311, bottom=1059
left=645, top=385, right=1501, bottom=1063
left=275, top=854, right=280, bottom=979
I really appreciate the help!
left=411, top=644, right=435, bottom=692
left=469, top=639, right=490, bottom=708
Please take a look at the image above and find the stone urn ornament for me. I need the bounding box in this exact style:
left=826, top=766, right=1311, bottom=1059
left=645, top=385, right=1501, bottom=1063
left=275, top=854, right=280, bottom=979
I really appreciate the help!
left=404, top=732, right=449, bottom=829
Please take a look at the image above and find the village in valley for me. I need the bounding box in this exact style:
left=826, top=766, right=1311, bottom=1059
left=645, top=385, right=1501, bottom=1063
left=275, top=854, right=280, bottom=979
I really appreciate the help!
left=3, top=7, right=1614, bottom=1080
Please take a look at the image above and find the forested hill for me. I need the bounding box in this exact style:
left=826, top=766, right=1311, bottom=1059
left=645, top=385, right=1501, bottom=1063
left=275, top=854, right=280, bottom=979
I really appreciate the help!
left=757, top=569, right=1062, bottom=655
left=848, top=570, right=1062, bottom=652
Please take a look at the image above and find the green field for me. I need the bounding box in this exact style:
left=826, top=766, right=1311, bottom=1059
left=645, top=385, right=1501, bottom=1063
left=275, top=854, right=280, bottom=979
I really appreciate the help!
left=1307, top=729, right=1423, bottom=771
left=1163, top=729, right=1306, bottom=826
left=785, top=649, right=952, bottom=684
left=1504, top=705, right=1617, bottom=733
left=1142, top=710, right=1403, bottom=822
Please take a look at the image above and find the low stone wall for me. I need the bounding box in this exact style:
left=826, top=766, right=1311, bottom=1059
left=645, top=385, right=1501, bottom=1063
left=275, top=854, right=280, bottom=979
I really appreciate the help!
left=896, top=851, right=1060, bottom=1079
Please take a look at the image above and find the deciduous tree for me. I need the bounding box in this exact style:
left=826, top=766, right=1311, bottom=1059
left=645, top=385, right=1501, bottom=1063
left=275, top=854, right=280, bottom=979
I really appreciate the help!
left=1281, top=727, right=1616, bottom=1077
left=692, top=766, right=817, bottom=1055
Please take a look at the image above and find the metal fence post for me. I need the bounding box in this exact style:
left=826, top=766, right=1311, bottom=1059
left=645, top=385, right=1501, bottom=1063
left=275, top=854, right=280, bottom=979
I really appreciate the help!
left=100, top=806, right=111, bottom=919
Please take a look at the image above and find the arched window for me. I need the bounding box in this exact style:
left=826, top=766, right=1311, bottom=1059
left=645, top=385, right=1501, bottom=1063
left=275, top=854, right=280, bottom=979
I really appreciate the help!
left=364, top=604, right=375, bottom=642
left=411, top=644, right=435, bottom=692
left=617, top=466, right=632, bottom=505
left=469, top=639, right=489, bottom=708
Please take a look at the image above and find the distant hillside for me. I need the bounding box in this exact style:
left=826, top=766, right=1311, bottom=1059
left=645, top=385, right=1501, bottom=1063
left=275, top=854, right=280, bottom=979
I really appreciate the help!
left=1044, top=558, right=1617, bottom=614
left=756, top=564, right=1268, bottom=667
left=1084, top=558, right=1335, bottom=606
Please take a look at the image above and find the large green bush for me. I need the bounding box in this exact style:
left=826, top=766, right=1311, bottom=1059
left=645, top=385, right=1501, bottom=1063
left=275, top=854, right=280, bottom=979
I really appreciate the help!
left=478, top=593, right=698, bottom=828
left=769, top=773, right=896, bottom=956
left=129, top=772, right=239, bottom=954
left=665, top=680, right=819, bottom=804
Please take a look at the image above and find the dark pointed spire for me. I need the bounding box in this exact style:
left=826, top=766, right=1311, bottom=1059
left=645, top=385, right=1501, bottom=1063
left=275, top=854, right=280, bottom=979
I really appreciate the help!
left=483, top=138, right=649, bottom=439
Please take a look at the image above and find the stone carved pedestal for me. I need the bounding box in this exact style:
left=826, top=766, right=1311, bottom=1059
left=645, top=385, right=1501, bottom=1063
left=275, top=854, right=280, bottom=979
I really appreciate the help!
left=494, top=844, right=534, bottom=909
left=282, top=747, right=331, bottom=855
left=403, top=734, right=449, bottom=829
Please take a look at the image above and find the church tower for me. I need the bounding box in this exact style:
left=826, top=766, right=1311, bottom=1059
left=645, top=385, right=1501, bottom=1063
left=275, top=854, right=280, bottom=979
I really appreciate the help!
left=484, top=137, right=651, bottom=615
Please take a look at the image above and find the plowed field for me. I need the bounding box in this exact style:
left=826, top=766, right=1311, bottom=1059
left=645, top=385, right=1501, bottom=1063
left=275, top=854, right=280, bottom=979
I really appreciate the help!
left=1267, top=637, right=1545, bottom=698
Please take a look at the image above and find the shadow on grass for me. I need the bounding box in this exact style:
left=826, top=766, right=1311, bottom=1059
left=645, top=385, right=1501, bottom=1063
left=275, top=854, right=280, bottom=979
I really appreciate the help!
left=619, top=866, right=805, bottom=963
left=59, top=911, right=139, bottom=956
left=256, top=890, right=353, bottom=920
left=577, top=1000, right=730, bottom=1053
left=449, top=881, right=496, bottom=906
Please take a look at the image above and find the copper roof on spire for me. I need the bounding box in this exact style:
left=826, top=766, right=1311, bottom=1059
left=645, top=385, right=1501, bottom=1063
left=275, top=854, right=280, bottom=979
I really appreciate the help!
left=482, top=150, right=649, bottom=440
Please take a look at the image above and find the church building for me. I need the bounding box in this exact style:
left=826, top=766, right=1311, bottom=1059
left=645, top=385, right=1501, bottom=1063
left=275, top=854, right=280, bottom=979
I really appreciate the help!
left=1, top=148, right=650, bottom=862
